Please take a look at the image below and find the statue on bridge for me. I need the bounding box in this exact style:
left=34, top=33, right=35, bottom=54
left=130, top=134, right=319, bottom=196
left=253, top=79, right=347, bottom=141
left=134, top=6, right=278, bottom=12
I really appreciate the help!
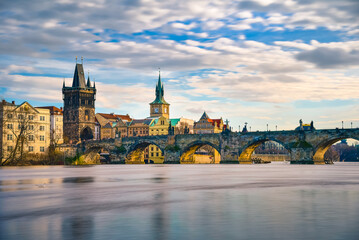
left=242, top=122, right=248, bottom=133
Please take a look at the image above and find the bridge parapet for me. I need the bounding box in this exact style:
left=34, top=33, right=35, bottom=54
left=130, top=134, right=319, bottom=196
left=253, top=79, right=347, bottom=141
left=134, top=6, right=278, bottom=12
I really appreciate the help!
left=78, top=128, right=359, bottom=164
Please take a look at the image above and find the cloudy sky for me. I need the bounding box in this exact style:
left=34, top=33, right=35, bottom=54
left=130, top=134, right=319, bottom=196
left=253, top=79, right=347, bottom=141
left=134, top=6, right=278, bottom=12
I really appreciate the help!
left=1, top=0, right=359, bottom=131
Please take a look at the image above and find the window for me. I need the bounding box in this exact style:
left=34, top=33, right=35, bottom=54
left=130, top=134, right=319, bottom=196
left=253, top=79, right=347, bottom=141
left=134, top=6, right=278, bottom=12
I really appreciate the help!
left=40, top=126, right=45, bottom=131
left=7, top=124, right=13, bottom=129
left=156, top=153, right=159, bottom=157
left=7, top=146, right=13, bottom=151
left=29, top=125, right=34, bottom=130
left=40, top=147, right=45, bottom=152
left=151, top=153, right=154, bottom=157
left=40, top=116, right=45, bottom=121
left=7, top=113, right=13, bottom=119
left=18, top=114, right=24, bottom=120
left=28, top=115, right=34, bottom=120
left=28, top=146, right=34, bottom=152
left=7, top=134, right=13, bottom=140
left=85, top=110, right=89, bottom=121
left=29, top=135, right=34, bottom=141
left=151, top=147, right=153, bottom=151
left=40, top=135, right=44, bottom=141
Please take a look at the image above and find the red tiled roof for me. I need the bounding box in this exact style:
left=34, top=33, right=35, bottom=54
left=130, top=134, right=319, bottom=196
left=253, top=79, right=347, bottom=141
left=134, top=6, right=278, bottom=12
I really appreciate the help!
left=211, top=119, right=222, bottom=127
left=37, top=106, right=63, bottom=115
left=98, top=113, right=132, bottom=121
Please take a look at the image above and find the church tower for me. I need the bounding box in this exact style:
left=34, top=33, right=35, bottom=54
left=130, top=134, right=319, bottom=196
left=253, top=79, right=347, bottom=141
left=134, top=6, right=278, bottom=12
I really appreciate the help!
left=62, top=62, right=96, bottom=143
left=150, top=71, right=170, bottom=119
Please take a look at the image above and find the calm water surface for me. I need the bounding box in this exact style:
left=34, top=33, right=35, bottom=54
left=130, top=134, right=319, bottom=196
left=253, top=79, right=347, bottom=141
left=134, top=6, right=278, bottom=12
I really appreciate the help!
left=1, top=162, right=359, bottom=240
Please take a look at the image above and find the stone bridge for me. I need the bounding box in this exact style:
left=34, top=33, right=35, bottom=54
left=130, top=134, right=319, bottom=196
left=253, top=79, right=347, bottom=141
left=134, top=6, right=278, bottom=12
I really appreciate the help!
left=81, top=128, right=359, bottom=164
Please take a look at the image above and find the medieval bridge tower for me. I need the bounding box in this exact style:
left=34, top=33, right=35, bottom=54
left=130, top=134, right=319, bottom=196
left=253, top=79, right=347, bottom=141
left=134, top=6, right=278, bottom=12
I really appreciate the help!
left=62, top=63, right=96, bottom=143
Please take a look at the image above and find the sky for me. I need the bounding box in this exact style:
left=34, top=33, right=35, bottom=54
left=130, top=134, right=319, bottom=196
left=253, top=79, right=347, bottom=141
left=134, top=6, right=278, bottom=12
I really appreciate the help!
left=1, top=0, right=359, bottom=132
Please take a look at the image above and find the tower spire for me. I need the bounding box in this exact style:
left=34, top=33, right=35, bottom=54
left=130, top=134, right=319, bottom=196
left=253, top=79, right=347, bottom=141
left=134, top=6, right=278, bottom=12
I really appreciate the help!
left=72, top=62, right=86, bottom=88
left=87, top=70, right=91, bottom=87
left=150, top=69, right=169, bottom=105
left=63, top=78, right=65, bottom=88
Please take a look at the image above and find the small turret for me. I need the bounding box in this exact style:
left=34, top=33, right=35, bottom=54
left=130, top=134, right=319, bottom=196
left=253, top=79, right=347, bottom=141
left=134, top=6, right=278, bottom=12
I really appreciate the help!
left=87, top=75, right=91, bottom=88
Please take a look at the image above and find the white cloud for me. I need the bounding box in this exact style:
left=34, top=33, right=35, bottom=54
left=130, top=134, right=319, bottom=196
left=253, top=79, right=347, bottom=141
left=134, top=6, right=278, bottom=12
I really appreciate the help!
left=171, top=22, right=197, bottom=30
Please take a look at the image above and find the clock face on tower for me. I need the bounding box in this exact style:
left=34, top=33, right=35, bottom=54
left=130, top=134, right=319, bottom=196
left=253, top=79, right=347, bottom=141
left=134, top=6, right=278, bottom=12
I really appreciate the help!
left=154, top=108, right=159, bottom=113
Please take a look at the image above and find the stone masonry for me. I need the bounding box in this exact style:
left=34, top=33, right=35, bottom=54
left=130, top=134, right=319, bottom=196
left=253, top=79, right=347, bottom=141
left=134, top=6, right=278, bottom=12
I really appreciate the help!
left=81, top=128, right=359, bottom=164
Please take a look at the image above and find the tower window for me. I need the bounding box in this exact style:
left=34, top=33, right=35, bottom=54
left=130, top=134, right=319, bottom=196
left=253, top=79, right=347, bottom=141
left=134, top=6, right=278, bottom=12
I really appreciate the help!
left=85, top=110, right=89, bottom=121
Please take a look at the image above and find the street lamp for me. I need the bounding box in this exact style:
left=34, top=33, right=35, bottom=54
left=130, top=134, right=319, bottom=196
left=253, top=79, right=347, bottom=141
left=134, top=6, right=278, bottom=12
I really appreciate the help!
left=276, top=125, right=277, bottom=131
left=342, top=121, right=344, bottom=129
left=351, top=122, right=353, bottom=129
left=267, top=124, right=268, bottom=132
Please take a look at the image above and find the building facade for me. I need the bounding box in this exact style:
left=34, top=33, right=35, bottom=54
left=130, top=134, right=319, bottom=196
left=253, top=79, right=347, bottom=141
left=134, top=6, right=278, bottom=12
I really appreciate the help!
left=193, top=112, right=226, bottom=134
left=95, top=113, right=132, bottom=139
left=62, top=63, right=96, bottom=143
left=37, top=106, right=63, bottom=144
left=0, top=100, right=50, bottom=163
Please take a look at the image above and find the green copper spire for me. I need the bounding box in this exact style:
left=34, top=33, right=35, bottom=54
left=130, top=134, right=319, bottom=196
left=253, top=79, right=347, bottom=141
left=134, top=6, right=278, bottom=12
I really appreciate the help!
left=150, top=70, right=169, bottom=105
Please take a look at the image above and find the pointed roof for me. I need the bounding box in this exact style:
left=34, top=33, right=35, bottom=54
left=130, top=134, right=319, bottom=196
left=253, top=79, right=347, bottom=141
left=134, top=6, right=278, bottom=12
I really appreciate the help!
left=200, top=111, right=209, bottom=120
left=87, top=74, right=91, bottom=88
left=150, top=71, right=169, bottom=105
left=72, top=63, right=86, bottom=88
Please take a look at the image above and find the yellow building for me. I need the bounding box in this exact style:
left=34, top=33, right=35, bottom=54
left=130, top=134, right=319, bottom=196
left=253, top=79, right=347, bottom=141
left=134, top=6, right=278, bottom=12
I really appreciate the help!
left=37, top=106, right=64, bottom=144
left=0, top=100, right=50, bottom=164
left=148, top=117, right=180, bottom=163
left=147, top=72, right=171, bottom=163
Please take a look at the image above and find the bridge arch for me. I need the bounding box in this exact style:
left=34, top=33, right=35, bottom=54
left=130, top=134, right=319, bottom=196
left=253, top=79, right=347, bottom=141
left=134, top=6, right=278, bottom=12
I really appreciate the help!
left=126, top=141, right=165, bottom=164
left=239, top=138, right=291, bottom=163
left=313, top=135, right=359, bottom=163
left=81, top=144, right=113, bottom=164
left=180, top=141, right=221, bottom=164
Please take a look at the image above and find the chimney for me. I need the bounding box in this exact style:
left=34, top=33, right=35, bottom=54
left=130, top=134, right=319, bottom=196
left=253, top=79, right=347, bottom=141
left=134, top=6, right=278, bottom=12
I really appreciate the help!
left=11, top=101, right=15, bottom=105
left=60, top=107, right=63, bottom=110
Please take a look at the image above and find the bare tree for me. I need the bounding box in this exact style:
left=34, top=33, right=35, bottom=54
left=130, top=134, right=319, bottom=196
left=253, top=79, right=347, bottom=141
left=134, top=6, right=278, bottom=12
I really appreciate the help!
left=1, top=103, right=39, bottom=165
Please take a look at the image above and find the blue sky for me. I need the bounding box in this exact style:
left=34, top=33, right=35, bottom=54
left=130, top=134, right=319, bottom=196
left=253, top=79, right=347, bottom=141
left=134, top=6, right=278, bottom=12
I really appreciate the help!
left=1, top=0, right=359, bottom=131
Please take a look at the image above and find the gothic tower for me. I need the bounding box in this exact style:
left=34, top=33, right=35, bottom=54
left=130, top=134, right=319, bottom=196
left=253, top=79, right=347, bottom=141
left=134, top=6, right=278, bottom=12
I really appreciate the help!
left=150, top=71, right=170, bottom=119
left=62, top=63, right=96, bottom=143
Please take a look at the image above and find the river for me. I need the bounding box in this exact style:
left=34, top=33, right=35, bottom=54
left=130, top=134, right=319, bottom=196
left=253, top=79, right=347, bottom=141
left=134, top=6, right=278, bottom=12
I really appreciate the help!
left=1, top=162, right=359, bottom=240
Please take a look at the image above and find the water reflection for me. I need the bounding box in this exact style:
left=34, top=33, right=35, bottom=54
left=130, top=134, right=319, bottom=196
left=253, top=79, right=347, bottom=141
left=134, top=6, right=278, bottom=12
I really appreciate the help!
left=0, top=164, right=359, bottom=240
left=62, top=177, right=95, bottom=184
left=0, top=178, right=63, bottom=192
left=62, top=215, right=94, bottom=240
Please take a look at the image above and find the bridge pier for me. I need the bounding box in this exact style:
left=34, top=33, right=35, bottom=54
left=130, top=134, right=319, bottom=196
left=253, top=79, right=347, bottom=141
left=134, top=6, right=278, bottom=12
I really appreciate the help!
left=220, top=151, right=240, bottom=164
left=163, top=150, right=180, bottom=164
left=289, top=148, right=324, bottom=164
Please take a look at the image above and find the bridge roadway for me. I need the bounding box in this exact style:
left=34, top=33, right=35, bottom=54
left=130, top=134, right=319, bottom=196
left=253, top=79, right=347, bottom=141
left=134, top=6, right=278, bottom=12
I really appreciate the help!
left=81, top=128, right=359, bottom=164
